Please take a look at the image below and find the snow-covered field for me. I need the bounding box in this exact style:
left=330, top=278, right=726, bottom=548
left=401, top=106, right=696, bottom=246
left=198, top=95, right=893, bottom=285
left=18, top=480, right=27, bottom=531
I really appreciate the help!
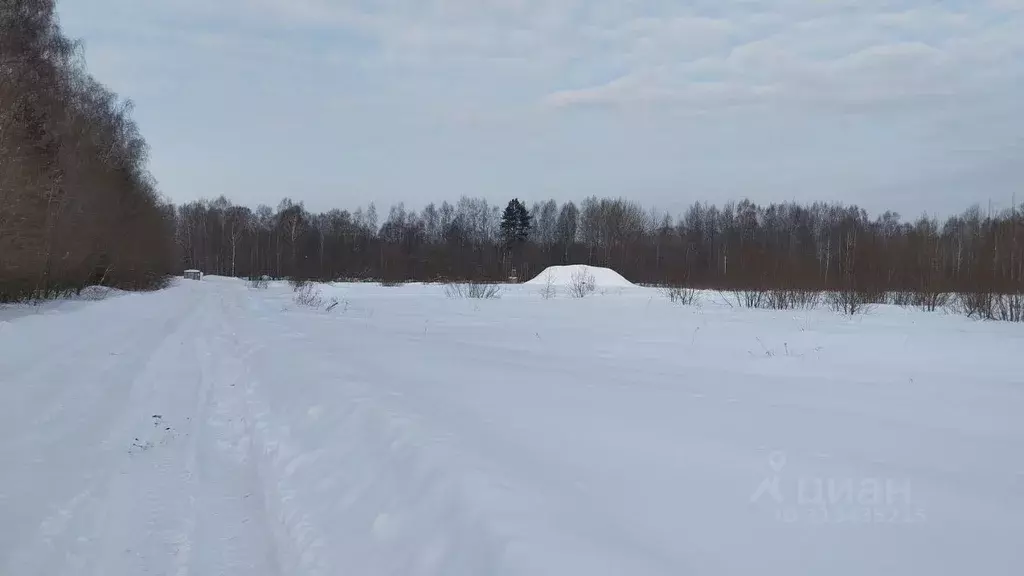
left=2, top=275, right=1023, bottom=575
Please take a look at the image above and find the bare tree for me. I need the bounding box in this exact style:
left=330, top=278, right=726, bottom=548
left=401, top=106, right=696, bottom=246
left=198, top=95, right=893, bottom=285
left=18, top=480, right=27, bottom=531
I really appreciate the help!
left=1, top=0, right=175, bottom=302
left=567, top=268, right=596, bottom=298
left=539, top=270, right=557, bottom=300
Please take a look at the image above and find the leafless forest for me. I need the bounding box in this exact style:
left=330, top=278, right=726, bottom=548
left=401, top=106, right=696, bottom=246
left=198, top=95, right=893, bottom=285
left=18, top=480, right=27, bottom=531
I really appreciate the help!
left=1, top=0, right=176, bottom=303
left=2, top=1, right=1022, bottom=320
left=175, top=196, right=1024, bottom=319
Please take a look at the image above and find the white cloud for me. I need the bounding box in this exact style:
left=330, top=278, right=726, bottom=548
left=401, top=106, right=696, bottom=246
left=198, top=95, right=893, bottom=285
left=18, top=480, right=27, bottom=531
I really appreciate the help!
left=62, top=0, right=1024, bottom=126
left=540, top=2, right=1024, bottom=111
left=57, top=0, right=1024, bottom=215
left=74, top=0, right=1022, bottom=112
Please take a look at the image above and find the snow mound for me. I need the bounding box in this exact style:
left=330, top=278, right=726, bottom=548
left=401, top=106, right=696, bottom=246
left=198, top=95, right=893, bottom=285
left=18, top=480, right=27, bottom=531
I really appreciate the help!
left=525, top=265, right=634, bottom=287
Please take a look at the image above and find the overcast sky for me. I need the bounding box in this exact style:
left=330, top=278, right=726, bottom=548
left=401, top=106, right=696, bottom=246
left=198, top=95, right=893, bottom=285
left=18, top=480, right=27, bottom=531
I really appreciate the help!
left=58, top=0, right=1023, bottom=218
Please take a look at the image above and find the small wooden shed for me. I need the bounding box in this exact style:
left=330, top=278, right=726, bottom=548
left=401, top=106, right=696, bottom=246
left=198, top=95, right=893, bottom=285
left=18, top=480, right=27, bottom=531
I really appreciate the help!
left=184, top=269, right=202, bottom=280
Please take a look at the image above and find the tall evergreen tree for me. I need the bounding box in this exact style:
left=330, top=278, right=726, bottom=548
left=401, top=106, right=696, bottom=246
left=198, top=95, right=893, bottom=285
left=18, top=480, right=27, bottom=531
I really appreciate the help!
left=517, top=201, right=532, bottom=241
left=500, top=198, right=532, bottom=245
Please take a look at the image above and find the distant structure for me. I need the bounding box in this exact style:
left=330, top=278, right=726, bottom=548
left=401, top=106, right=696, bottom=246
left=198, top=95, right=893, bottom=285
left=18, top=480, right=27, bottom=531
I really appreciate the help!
left=183, top=269, right=202, bottom=280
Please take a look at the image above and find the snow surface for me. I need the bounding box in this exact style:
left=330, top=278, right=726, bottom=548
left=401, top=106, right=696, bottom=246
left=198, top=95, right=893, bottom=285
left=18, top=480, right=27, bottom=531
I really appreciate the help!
left=2, top=277, right=1023, bottom=575
left=524, top=264, right=635, bottom=287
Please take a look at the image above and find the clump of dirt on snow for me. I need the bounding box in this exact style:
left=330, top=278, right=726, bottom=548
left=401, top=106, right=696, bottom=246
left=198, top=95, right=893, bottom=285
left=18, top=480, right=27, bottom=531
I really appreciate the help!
left=524, top=265, right=634, bottom=287
left=129, top=414, right=178, bottom=455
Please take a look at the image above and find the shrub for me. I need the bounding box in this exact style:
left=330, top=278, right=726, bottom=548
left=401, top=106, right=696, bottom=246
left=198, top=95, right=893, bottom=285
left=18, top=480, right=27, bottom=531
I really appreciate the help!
left=993, top=292, right=1024, bottom=322
left=720, top=290, right=765, bottom=309
left=661, top=286, right=698, bottom=305
left=567, top=268, right=596, bottom=298
left=952, top=291, right=1024, bottom=322
left=292, top=283, right=338, bottom=310
left=889, top=291, right=914, bottom=306
left=444, top=283, right=502, bottom=299
left=720, top=289, right=819, bottom=310
left=910, top=290, right=951, bottom=312
left=739, top=289, right=766, bottom=308
left=765, top=289, right=820, bottom=310
left=825, top=289, right=875, bottom=315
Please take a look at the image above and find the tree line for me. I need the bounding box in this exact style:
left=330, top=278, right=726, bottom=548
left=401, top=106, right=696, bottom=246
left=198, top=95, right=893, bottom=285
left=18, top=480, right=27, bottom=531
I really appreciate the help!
left=174, top=194, right=1024, bottom=307
left=0, top=0, right=176, bottom=303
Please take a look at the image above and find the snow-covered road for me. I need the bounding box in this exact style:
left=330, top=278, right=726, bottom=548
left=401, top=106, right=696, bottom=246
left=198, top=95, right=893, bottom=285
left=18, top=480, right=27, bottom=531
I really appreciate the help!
left=0, top=281, right=279, bottom=576
left=2, top=277, right=1023, bottom=575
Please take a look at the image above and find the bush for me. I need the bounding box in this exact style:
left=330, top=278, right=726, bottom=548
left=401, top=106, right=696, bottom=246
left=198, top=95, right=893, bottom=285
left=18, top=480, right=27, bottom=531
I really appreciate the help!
left=567, top=268, right=596, bottom=298
left=993, top=292, right=1024, bottom=322
left=951, top=291, right=1024, bottom=322
left=861, top=289, right=889, bottom=305
left=910, top=290, right=951, bottom=312
left=950, top=291, right=992, bottom=319
left=444, top=283, right=502, bottom=299
left=889, top=291, right=914, bottom=306
left=248, top=277, right=269, bottom=289
left=739, top=290, right=766, bottom=308
left=765, top=289, right=820, bottom=310
left=825, top=289, right=875, bottom=315
left=292, top=283, right=338, bottom=310
left=720, top=289, right=820, bottom=310
left=720, top=290, right=765, bottom=309
left=293, top=284, right=323, bottom=307
left=289, top=277, right=310, bottom=291
left=661, top=286, right=698, bottom=305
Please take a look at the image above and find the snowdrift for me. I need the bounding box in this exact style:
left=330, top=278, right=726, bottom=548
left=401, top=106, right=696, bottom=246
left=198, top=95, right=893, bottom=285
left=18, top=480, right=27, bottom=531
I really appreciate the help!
left=524, top=265, right=634, bottom=287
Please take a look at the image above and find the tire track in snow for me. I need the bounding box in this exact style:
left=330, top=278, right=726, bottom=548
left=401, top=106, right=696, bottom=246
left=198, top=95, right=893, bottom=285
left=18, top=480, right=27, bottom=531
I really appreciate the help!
left=37, top=288, right=212, bottom=576
left=88, top=284, right=282, bottom=576
left=183, top=288, right=282, bottom=576
left=0, top=288, right=204, bottom=455
left=229, top=290, right=522, bottom=575
left=220, top=287, right=331, bottom=576
left=1, top=281, right=282, bottom=576
left=0, top=288, right=208, bottom=576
